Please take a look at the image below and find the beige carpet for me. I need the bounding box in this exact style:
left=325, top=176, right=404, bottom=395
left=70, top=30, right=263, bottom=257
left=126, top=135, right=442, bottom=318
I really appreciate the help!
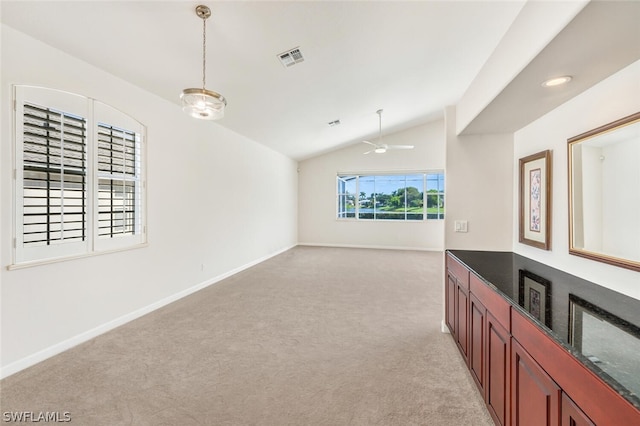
left=0, top=246, right=492, bottom=425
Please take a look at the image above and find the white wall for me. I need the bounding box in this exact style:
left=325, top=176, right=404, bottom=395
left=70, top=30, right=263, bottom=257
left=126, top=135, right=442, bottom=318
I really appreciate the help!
left=298, top=121, right=444, bottom=250
left=0, top=25, right=298, bottom=376
left=444, top=106, right=514, bottom=251
left=513, top=59, right=640, bottom=301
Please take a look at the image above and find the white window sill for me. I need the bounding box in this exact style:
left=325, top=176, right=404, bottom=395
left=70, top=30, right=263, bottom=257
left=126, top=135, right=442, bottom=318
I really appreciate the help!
left=7, top=242, right=148, bottom=271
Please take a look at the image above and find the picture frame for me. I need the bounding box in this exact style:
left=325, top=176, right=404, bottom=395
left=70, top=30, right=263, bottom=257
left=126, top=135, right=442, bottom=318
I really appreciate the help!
left=569, top=294, right=640, bottom=352
left=518, top=269, right=552, bottom=328
left=519, top=150, right=552, bottom=250
left=568, top=294, right=640, bottom=402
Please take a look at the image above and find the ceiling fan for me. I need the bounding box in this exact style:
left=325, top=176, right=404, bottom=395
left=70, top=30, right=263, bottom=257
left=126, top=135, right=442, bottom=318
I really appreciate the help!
left=363, top=109, right=414, bottom=154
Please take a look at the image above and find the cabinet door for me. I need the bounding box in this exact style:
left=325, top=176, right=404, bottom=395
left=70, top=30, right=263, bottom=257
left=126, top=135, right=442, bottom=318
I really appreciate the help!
left=456, top=284, right=469, bottom=363
left=469, top=293, right=485, bottom=392
left=446, top=273, right=457, bottom=335
left=486, top=312, right=510, bottom=426
left=511, top=338, right=560, bottom=426
left=561, top=393, right=594, bottom=426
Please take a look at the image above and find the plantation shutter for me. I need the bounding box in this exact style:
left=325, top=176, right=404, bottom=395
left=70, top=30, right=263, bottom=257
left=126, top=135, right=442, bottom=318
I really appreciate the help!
left=97, top=124, right=137, bottom=238
left=13, top=86, right=146, bottom=266
left=92, top=100, right=145, bottom=252
left=22, top=103, right=87, bottom=246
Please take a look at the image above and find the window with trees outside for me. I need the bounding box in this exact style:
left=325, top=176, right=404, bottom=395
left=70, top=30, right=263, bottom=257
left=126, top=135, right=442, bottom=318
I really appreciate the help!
left=337, top=172, right=444, bottom=221
left=13, top=85, right=146, bottom=266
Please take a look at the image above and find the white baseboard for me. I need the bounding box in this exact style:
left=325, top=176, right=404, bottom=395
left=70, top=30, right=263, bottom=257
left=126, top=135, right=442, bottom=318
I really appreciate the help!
left=441, top=320, right=450, bottom=333
left=0, top=244, right=295, bottom=379
left=298, top=242, right=443, bottom=252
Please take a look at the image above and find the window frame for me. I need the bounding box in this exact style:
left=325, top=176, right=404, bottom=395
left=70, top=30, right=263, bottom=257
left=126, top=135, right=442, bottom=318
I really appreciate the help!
left=336, top=171, right=445, bottom=222
left=337, top=175, right=356, bottom=219
left=11, top=85, right=147, bottom=268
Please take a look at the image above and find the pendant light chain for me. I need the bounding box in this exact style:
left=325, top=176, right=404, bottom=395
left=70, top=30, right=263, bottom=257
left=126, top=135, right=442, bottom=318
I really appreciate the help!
left=202, top=15, right=207, bottom=90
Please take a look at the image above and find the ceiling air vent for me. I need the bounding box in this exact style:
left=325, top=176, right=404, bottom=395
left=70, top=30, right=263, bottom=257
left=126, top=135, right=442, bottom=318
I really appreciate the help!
left=328, top=119, right=341, bottom=127
left=278, top=47, right=304, bottom=68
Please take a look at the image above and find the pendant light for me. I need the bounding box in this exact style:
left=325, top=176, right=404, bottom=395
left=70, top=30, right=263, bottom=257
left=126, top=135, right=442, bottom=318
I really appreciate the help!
left=180, top=5, right=227, bottom=120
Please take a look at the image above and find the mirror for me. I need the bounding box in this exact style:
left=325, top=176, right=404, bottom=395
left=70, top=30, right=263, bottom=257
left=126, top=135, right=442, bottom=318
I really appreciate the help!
left=568, top=112, right=640, bottom=272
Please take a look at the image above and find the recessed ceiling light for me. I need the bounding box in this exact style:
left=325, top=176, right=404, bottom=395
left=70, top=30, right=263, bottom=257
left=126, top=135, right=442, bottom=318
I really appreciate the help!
left=542, top=75, right=573, bottom=87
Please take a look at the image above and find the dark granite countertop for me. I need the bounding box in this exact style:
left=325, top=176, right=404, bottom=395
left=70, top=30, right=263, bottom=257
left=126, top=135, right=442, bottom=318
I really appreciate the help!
left=447, top=250, right=640, bottom=409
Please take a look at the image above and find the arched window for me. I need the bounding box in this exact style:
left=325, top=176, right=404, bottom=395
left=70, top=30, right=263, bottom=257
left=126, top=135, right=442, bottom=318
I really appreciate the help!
left=13, top=86, right=146, bottom=266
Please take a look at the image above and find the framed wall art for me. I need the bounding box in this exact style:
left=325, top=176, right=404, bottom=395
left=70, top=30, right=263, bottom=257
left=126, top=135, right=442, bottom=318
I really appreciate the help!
left=519, top=150, right=552, bottom=250
left=518, top=269, right=552, bottom=328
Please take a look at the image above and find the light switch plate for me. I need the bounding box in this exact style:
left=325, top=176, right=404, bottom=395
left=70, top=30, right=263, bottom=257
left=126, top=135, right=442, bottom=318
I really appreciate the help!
left=455, top=220, right=468, bottom=233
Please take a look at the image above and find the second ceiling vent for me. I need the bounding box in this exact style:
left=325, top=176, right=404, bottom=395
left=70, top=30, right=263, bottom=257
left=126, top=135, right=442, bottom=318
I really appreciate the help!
left=278, top=47, right=305, bottom=68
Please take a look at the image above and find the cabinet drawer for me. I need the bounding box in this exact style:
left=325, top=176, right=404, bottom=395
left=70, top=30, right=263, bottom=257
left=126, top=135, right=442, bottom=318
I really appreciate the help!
left=470, top=272, right=510, bottom=331
left=447, top=253, right=469, bottom=289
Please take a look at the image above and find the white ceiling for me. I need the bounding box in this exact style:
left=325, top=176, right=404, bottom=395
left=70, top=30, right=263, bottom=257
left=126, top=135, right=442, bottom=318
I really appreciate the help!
left=1, top=0, right=529, bottom=160
left=460, top=0, right=640, bottom=135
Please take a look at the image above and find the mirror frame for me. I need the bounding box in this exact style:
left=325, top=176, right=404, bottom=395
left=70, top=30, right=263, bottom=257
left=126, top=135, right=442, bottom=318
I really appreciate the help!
left=568, top=111, right=640, bottom=272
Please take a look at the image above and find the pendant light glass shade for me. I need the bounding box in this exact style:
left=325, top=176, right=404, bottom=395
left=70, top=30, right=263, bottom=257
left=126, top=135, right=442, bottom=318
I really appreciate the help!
left=181, top=5, right=227, bottom=120
left=181, top=88, right=226, bottom=120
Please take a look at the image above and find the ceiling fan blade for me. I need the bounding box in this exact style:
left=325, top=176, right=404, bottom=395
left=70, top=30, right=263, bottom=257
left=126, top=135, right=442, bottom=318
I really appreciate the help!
left=363, top=149, right=375, bottom=155
left=362, top=140, right=377, bottom=147
left=387, top=145, right=415, bottom=150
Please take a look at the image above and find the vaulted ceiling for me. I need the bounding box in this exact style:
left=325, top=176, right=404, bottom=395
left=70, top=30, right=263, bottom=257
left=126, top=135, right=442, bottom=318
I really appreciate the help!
left=2, top=1, right=639, bottom=160
left=1, top=1, right=526, bottom=159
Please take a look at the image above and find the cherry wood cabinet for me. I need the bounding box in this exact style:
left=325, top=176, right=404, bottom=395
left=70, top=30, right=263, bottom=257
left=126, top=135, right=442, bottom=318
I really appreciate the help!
left=486, top=311, right=510, bottom=426
left=469, top=293, right=486, bottom=392
left=456, top=284, right=469, bottom=363
left=446, top=273, right=456, bottom=336
left=445, top=255, right=470, bottom=364
left=444, top=252, right=640, bottom=426
left=511, top=309, right=638, bottom=426
left=469, top=270, right=511, bottom=426
left=562, top=393, right=595, bottom=426
left=511, top=338, right=560, bottom=426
